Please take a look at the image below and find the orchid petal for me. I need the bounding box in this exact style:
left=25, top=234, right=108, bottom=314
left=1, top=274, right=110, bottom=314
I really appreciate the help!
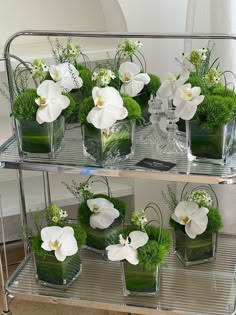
left=129, top=231, right=149, bottom=249
left=36, top=80, right=70, bottom=124
left=175, top=201, right=199, bottom=218
left=191, top=86, right=201, bottom=98
left=90, top=207, right=120, bottom=229
left=134, top=73, right=151, bottom=85
left=158, top=80, right=173, bottom=98
left=175, top=101, right=198, bottom=120
left=41, top=226, right=63, bottom=242
left=185, top=210, right=208, bottom=239
left=119, top=61, right=141, bottom=77
left=125, top=247, right=139, bottom=265
left=87, top=198, right=114, bottom=211
left=41, top=241, right=52, bottom=251
left=106, top=244, right=129, bottom=261
left=54, top=248, right=66, bottom=262
left=59, top=233, right=78, bottom=256
left=87, top=87, right=128, bottom=129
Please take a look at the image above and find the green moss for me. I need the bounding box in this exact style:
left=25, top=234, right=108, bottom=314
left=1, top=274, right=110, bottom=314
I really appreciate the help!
left=78, top=193, right=126, bottom=227
left=145, top=73, right=161, bottom=95
left=12, top=89, right=38, bottom=120
left=212, top=85, right=236, bottom=100
left=207, top=207, right=223, bottom=233
left=79, top=69, right=95, bottom=98
left=79, top=96, right=93, bottom=124
left=122, top=225, right=171, bottom=270
left=194, top=95, right=236, bottom=128
left=79, top=95, right=142, bottom=125
left=122, top=95, right=142, bottom=120
left=61, top=92, right=76, bottom=119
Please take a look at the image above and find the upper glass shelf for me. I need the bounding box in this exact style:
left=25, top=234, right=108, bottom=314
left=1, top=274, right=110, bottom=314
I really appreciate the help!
left=0, top=127, right=236, bottom=185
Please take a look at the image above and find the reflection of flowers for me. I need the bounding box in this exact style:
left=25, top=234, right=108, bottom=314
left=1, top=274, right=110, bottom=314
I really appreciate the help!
left=119, top=62, right=150, bottom=97
left=41, top=226, right=78, bottom=261
left=106, top=231, right=149, bottom=265
left=35, top=80, right=70, bottom=124
left=171, top=201, right=209, bottom=239
left=87, top=86, right=128, bottom=129
left=49, top=63, right=83, bottom=92
left=173, top=83, right=204, bottom=120
left=87, top=198, right=120, bottom=229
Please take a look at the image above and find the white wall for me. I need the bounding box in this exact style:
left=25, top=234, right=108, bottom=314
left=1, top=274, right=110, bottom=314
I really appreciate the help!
left=0, top=0, right=106, bottom=47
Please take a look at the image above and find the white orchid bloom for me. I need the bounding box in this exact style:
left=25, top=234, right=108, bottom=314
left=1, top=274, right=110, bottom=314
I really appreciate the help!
left=87, top=86, right=128, bottom=129
left=173, top=83, right=204, bottom=120
left=158, top=71, right=189, bottom=99
left=49, top=62, right=83, bottom=92
left=87, top=198, right=120, bottom=229
left=35, top=80, right=70, bottom=124
left=41, top=226, right=78, bottom=262
left=119, top=61, right=150, bottom=97
left=172, top=201, right=209, bottom=239
left=106, top=231, right=149, bottom=265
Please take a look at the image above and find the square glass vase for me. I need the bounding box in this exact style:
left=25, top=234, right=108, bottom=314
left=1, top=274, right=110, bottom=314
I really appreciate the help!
left=33, top=252, right=81, bottom=290
left=82, top=216, right=123, bottom=255
left=187, top=117, right=236, bottom=165
left=174, top=228, right=217, bottom=267
left=16, top=115, right=65, bottom=159
left=121, top=261, right=160, bottom=296
left=82, top=119, right=135, bottom=165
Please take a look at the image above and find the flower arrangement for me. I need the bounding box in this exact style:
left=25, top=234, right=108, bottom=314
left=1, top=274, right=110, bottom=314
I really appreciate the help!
left=79, top=65, right=142, bottom=164
left=158, top=43, right=236, bottom=163
left=113, top=39, right=161, bottom=124
left=64, top=176, right=127, bottom=253
left=25, top=203, right=86, bottom=288
left=106, top=203, right=171, bottom=296
left=162, top=184, right=223, bottom=266
left=9, top=38, right=94, bottom=157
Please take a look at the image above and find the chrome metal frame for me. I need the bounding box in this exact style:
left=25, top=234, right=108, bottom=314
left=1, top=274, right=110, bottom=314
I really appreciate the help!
left=1, top=30, right=236, bottom=315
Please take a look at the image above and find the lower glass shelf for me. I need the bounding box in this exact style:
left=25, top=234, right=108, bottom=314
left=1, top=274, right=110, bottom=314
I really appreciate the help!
left=6, top=234, right=236, bottom=315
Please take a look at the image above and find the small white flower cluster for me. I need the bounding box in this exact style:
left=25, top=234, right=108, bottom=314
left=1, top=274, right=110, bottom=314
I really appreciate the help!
left=131, top=210, right=148, bottom=228
left=52, top=209, right=68, bottom=223
left=92, top=69, right=116, bottom=87
left=188, top=189, right=213, bottom=208
left=118, top=39, right=143, bottom=58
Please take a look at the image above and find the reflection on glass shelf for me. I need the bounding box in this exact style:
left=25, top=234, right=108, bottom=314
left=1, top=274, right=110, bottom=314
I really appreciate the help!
left=6, top=234, right=236, bottom=315
left=1, top=127, right=236, bottom=184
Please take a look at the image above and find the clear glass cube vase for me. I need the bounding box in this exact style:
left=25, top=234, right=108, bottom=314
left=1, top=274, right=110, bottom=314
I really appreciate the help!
left=33, top=252, right=81, bottom=290
left=187, top=117, right=236, bottom=165
left=16, top=115, right=65, bottom=159
left=121, top=261, right=160, bottom=296
left=174, top=228, right=217, bottom=267
left=82, top=119, right=135, bottom=165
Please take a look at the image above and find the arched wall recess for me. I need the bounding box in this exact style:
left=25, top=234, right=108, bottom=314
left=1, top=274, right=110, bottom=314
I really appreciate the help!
left=100, top=0, right=128, bottom=32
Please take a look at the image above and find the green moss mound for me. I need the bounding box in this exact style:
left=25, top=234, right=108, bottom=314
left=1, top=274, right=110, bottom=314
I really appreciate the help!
left=194, top=94, right=236, bottom=129
left=79, top=69, right=95, bottom=98
left=78, top=193, right=126, bottom=227
left=62, top=92, right=76, bottom=119
left=12, top=89, right=38, bottom=121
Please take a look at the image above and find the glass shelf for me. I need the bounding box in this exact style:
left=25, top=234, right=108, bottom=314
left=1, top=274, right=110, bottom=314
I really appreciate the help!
left=6, top=234, right=236, bottom=315
left=1, top=127, right=236, bottom=185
